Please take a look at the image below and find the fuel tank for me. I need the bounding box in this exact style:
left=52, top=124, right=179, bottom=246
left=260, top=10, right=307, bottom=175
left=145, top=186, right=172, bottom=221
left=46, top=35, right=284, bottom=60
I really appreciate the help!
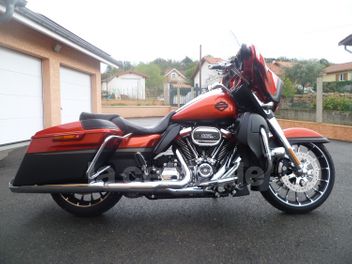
left=172, top=88, right=237, bottom=122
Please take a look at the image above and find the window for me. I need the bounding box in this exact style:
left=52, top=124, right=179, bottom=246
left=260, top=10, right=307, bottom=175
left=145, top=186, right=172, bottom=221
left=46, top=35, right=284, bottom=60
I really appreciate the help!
left=337, top=72, right=348, bottom=81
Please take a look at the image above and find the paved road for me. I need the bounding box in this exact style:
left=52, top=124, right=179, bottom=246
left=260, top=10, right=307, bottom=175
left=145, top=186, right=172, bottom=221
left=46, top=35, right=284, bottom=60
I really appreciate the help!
left=0, top=120, right=352, bottom=263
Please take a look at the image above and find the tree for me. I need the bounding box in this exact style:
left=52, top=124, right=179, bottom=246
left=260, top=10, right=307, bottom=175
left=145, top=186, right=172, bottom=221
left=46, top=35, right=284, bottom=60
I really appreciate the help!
left=282, top=77, right=296, bottom=98
left=134, top=63, right=164, bottom=97
left=284, top=60, right=325, bottom=88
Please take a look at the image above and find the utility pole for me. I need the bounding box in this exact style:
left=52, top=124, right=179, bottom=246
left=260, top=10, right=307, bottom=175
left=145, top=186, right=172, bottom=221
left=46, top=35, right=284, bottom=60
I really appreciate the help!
left=316, top=77, right=323, bottom=122
left=199, top=44, right=202, bottom=94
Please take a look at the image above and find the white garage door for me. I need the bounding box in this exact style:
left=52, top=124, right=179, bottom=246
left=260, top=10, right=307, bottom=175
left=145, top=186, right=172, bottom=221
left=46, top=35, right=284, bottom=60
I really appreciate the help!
left=0, top=47, right=43, bottom=145
left=60, top=67, right=91, bottom=124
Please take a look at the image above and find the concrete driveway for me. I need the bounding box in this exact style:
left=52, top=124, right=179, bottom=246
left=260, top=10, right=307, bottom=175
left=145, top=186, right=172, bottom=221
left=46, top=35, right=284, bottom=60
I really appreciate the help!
left=0, top=120, right=351, bottom=263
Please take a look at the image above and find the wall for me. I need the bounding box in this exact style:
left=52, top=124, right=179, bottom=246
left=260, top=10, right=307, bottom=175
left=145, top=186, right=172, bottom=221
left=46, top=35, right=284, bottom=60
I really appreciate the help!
left=323, top=71, right=352, bottom=82
left=279, top=119, right=352, bottom=142
left=102, top=106, right=172, bottom=118
left=0, top=19, right=101, bottom=127
left=276, top=109, right=352, bottom=126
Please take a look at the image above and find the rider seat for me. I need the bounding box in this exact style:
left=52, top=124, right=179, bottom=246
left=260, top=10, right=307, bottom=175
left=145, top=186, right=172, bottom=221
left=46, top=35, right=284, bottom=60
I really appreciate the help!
left=79, top=111, right=175, bottom=135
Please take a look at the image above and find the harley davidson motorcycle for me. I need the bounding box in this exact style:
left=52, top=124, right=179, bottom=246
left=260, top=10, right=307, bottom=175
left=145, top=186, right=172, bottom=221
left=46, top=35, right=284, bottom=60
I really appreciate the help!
left=9, top=45, right=335, bottom=217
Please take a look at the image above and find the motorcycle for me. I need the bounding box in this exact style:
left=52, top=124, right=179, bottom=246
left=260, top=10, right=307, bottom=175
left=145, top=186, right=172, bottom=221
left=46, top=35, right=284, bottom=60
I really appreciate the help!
left=9, top=45, right=335, bottom=217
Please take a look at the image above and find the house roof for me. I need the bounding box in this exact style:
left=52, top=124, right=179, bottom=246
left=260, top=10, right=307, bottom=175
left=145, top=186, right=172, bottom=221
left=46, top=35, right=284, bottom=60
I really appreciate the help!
left=164, top=68, right=186, bottom=79
left=266, top=60, right=295, bottom=77
left=203, top=56, right=223, bottom=64
left=1, top=4, right=120, bottom=68
left=339, top=34, right=352, bottom=46
left=116, top=71, right=148, bottom=79
left=323, top=62, right=352, bottom=74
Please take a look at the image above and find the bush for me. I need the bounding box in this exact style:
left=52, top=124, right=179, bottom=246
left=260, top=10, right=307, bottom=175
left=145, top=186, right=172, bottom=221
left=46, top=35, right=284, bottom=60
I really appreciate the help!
left=323, top=95, right=352, bottom=112
left=323, top=81, right=352, bottom=93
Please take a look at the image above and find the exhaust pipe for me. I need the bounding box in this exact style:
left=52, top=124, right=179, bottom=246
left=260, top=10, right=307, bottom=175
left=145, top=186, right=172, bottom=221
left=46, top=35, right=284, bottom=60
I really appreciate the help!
left=9, top=149, right=192, bottom=194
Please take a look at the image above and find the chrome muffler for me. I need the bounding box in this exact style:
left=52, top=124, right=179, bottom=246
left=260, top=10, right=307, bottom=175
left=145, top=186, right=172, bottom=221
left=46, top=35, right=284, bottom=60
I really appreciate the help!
left=9, top=149, right=192, bottom=194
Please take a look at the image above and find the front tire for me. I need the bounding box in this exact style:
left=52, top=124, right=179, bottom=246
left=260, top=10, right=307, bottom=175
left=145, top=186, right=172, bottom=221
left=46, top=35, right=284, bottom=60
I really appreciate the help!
left=261, top=143, right=335, bottom=214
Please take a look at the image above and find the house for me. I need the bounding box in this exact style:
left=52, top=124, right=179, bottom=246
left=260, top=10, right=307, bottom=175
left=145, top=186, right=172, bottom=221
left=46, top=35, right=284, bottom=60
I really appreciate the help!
left=163, top=68, right=192, bottom=105
left=0, top=4, right=120, bottom=145
left=266, top=60, right=295, bottom=78
left=164, top=68, right=188, bottom=84
left=322, top=62, right=352, bottom=82
left=193, top=56, right=224, bottom=91
left=339, top=34, right=352, bottom=53
left=102, top=71, right=147, bottom=100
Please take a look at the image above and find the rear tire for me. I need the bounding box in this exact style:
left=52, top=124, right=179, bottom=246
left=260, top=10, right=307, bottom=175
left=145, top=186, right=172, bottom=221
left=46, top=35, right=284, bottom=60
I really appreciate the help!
left=51, top=192, right=122, bottom=217
left=261, top=143, right=335, bottom=214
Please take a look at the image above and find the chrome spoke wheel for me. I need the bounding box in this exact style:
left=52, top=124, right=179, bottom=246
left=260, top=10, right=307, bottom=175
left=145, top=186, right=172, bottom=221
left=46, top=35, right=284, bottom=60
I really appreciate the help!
left=51, top=166, right=122, bottom=217
left=262, top=143, right=334, bottom=213
left=60, top=192, right=110, bottom=208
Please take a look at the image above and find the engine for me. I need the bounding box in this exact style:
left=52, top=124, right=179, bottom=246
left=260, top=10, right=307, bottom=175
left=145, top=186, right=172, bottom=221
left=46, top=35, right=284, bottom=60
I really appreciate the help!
left=174, top=126, right=234, bottom=183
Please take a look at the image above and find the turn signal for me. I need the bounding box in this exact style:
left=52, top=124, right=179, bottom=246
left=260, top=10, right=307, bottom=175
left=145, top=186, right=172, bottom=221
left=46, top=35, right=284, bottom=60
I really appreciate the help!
left=53, top=134, right=83, bottom=141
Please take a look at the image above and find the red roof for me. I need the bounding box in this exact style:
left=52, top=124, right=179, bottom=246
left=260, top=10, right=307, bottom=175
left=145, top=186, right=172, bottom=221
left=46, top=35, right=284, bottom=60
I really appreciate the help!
left=323, top=62, right=352, bottom=74
left=266, top=61, right=295, bottom=77
left=203, top=56, right=223, bottom=64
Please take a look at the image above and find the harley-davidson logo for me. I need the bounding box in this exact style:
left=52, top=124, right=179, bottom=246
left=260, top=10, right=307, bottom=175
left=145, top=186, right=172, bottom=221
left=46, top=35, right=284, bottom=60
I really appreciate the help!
left=215, top=101, right=228, bottom=111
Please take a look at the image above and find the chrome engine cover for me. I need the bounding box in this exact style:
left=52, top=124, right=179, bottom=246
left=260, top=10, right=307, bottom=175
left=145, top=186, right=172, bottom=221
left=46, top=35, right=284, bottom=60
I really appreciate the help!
left=191, top=126, right=221, bottom=146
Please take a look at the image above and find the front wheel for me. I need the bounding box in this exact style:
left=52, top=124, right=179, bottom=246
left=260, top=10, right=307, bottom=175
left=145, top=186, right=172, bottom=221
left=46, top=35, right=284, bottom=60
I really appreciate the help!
left=261, top=143, right=335, bottom=214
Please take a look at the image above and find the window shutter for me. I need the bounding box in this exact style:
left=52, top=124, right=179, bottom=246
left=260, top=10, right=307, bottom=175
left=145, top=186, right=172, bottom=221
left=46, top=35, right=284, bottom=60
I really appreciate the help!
left=336, top=74, right=338, bottom=81
left=343, top=73, right=348, bottom=80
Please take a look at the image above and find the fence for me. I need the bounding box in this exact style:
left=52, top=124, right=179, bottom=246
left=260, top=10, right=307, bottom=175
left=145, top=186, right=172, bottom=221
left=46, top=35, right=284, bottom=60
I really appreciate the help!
left=276, top=78, right=352, bottom=126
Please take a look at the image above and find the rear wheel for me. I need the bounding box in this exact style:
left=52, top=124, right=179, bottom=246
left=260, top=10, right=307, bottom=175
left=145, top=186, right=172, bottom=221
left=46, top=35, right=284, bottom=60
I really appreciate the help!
left=51, top=166, right=122, bottom=217
left=261, top=143, right=335, bottom=214
left=51, top=191, right=122, bottom=217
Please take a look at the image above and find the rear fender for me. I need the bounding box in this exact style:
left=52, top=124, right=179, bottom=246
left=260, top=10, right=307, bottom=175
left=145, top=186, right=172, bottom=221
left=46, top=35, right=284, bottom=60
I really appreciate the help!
left=283, top=127, right=329, bottom=144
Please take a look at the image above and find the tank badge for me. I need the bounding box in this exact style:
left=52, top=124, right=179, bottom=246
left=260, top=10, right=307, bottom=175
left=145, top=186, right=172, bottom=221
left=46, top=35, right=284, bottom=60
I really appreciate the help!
left=215, top=101, right=228, bottom=111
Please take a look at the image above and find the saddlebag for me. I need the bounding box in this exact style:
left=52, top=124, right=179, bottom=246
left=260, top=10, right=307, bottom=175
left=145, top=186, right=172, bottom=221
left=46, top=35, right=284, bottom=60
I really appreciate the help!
left=13, top=119, right=122, bottom=186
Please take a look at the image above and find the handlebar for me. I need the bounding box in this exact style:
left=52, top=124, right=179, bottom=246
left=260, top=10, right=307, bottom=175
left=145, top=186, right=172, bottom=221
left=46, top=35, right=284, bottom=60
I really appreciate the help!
left=208, top=64, right=225, bottom=70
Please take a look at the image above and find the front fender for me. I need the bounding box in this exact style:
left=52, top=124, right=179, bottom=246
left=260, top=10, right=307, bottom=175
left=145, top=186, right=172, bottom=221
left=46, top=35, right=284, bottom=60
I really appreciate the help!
left=283, top=127, right=329, bottom=144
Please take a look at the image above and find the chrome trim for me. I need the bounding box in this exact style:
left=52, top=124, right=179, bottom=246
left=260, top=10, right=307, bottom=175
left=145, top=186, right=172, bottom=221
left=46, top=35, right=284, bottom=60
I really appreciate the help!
left=268, top=116, right=303, bottom=172
left=191, top=126, right=221, bottom=146
left=9, top=149, right=192, bottom=193
left=220, top=128, right=232, bottom=139
left=260, top=128, right=271, bottom=161
left=179, top=127, right=192, bottom=137
left=207, top=156, right=241, bottom=183
left=86, top=133, right=132, bottom=180
left=270, top=147, right=285, bottom=158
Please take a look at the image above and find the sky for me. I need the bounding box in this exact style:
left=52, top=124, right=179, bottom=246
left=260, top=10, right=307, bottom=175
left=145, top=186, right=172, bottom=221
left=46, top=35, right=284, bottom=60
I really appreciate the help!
left=26, top=0, right=352, bottom=67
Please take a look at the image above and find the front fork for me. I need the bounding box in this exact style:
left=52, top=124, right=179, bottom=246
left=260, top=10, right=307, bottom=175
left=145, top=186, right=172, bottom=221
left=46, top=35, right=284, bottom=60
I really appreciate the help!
left=267, top=116, right=303, bottom=176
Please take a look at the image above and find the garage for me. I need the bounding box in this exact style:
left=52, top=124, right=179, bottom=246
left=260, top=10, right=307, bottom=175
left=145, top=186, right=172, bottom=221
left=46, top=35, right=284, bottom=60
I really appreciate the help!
left=60, top=67, right=92, bottom=124
left=0, top=46, right=43, bottom=145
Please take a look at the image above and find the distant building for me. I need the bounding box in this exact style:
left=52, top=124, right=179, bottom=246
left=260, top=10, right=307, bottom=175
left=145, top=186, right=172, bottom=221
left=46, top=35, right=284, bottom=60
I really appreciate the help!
left=339, top=34, right=352, bottom=53
left=193, top=56, right=224, bottom=91
left=266, top=60, right=295, bottom=78
left=164, top=68, right=188, bottom=84
left=102, top=71, right=147, bottom=100
left=322, top=62, right=352, bottom=82
left=163, top=68, right=192, bottom=105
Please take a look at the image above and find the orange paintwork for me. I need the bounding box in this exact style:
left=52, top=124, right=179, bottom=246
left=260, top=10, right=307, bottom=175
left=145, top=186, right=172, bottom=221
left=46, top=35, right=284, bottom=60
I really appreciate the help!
left=27, top=122, right=123, bottom=153
left=283, top=127, right=323, bottom=139
left=119, top=134, right=161, bottom=148
left=172, top=89, right=236, bottom=121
